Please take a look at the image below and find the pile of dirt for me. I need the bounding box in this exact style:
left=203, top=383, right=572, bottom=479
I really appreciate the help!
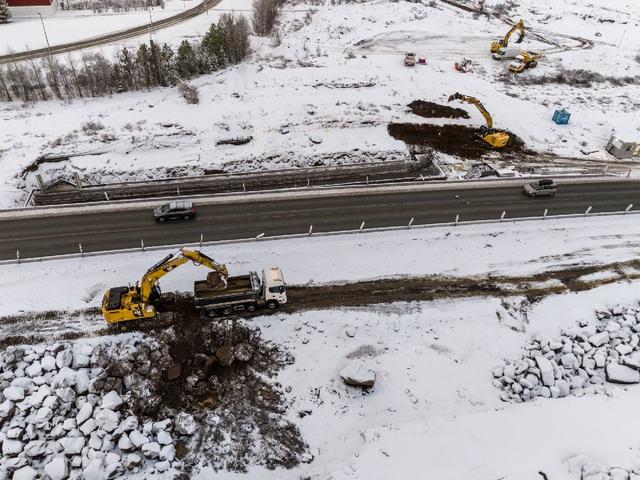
left=407, top=100, right=470, bottom=119
left=91, top=300, right=309, bottom=475
left=387, top=123, right=531, bottom=158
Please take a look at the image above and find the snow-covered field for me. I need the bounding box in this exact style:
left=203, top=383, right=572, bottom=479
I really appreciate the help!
left=2, top=215, right=640, bottom=478
left=1, top=0, right=640, bottom=207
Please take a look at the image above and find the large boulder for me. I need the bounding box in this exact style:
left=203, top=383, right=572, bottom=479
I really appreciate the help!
left=95, top=409, right=120, bottom=432
left=11, top=466, right=37, bottom=480
left=339, top=361, right=376, bottom=388
left=535, top=356, right=555, bottom=387
left=215, top=346, right=235, bottom=367
left=58, top=437, right=85, bottom=455
left=55, top=350, right=73, bottom=370
left=174, top=413, right=196, bottom=436
left=3, top=386, right=25, bottom=402
left=76, top=403, right=93, bottom=425
left=82, top=458, right=105, bottom=480
left=606, top=363, right=640, bottom=384
left=101, top=391, right=123, bottom=411
left=141, top=441, right=161, bottom=459
left=2, top=439, right=23, bottom=456
left=129, top=430, right=150, bottom=448
left=44, top=456, right=68, bottom=480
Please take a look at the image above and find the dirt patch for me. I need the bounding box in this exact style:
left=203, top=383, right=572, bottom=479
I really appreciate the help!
left=407, top=100, right=470, bottom=119
left=95, top=302, right=310, bottom=474
left=388, top=123, right=531, bottom=159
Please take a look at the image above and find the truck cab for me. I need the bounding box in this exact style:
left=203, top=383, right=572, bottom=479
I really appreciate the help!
left=263, top=267, right=287, bottom=307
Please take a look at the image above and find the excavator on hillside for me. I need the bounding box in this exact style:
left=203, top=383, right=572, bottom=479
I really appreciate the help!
left=490, top=19, right=525, bottom=59
left=101, top=248, right=229, bottom=326
left=447, top=93, right=510, bottom=148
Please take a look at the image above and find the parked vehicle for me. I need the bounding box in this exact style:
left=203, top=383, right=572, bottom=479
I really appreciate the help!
left=153, top=200, right=196, bottom=222
left=195, top=267, right=287, bottom=316
left=404, top=52, right=416, bottom=66
left=523, top=179, right=557, bottom=197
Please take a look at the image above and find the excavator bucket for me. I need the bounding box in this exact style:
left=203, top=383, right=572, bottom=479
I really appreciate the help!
left=206, top=271, right=228, bottom=290
left=482, top=132, right=510, bottom=148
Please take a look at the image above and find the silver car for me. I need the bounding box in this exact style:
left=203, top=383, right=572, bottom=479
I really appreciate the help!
left=523, top=179, right=557, bottom=197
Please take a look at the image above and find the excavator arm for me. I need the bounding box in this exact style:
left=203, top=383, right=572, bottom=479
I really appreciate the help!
left=448, top=93, right=493, bottom=129
left=138, top=248, right=229, bottom=301
left=447, top=92, right=509, bottom=148
left=490, top=19, right=525, bottom=53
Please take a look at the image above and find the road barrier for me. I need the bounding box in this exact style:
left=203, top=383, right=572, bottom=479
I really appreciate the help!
left=3, top=206, right=639, bottom=266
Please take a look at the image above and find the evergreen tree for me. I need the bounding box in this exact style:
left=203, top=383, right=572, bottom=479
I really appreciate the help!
left=201, top=23, right=225, bottom=70
left=147, top=40, right=163, bottom=86
left=118, top=48, right=136, bottom=90
left=0, top=0, right=11, bottom=24
left=175, top=40, right=198, bottom=79
left=112, top=64, right=127, bottom=93
left=135, top=43, right=151, bottom=88
left=159, top=43, right=175, bottom=86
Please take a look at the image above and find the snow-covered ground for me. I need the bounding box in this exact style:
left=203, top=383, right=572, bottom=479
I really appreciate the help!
left=2, top=215, right=640, bottom=478
left=1, top=0, right=640, bottom=207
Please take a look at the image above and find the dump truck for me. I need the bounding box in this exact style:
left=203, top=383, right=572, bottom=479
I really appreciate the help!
left=195, top=267, right=287, bottom=317
left=404, top=52, right=416, bottom=66
left=508, top=51, right=542, bottom=73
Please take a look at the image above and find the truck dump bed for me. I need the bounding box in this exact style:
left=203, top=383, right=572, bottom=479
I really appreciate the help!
left=194, top=272, right=261, bottom=308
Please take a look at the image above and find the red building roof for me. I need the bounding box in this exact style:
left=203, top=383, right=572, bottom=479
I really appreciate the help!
left=8, top=0, right=54, bottom=6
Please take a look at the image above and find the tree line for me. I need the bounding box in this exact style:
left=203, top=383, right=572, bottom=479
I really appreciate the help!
left=0, top=13, right=249, bottom=102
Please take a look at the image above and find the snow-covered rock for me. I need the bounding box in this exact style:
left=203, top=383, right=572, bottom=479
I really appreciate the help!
left=55, top=350, right=72, bottom=370
left=174, top=413, right=196, bottom=436
left=129, top=430, right=149, bottom=448
left=160, top=444, right=175, bottom=462
left=101, top=391, right=123, bottom=411
left=606, top=363, right=640, bottom=384
left=105, top=462, right=124, bottom=479
left=589, top=332, right=610, bottom=347
left=155, top=460, right=170, bottom=472
left=41, top=355, right=57, bottom=372
left=534, top=356, right=555, bottom=387
left=123, top=453, right=142, bottom=470
left=117, top=432, right=134, bottom=452
left=339, top=361, right=376, bottom=388
left=23, top=440, right=45, bottom=457
left=58, top=437, right=85, bottom=455
left=2, top=439, right=23, bottom=456
left=76, top=403, right=93, bottom=425
left=82, top=458, right=104, bottom=480
left=157, top=430, right=172, bottom=445
left=95, top=409, right=120, bottom=432
left=44, top=456, right=68, bottom=480
left=121, top=416, right=138, bottom=432
left=24, top=362, right=42, bottom=378
left=79, top=418, right=97, bottom=436
left=11, top=466, right=37, bottom=480
left=0, top=400, right=14, bottom=418
left=141, top=441, right=161, bottom=459
left=3, top=386, right=25, bottom=402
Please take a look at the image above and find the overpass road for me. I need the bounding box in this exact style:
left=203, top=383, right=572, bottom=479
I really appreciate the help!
left=0, top=181, right=638, bottom=261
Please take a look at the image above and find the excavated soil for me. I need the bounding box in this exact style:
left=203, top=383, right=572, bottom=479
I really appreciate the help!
left=407, top=100, right=470, bottom=119
left=388, top=123, right=532, bottom=159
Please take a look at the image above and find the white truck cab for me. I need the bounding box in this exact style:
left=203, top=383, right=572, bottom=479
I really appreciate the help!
left=263, top=267, right=287, bottom=305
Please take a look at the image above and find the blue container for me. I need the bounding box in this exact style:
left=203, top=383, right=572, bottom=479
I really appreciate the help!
left=553, top=109, right=571, bottom=125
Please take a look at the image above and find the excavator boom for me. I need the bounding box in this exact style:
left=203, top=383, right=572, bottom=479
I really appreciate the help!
left=447, top=92, right=509, bottom=148
left=490, top=19, right=525, bottom=54
left=101, top=248, right=229, bottom=325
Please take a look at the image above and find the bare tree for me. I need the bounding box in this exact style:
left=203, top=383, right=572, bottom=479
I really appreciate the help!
left=252, top=0, right=281, bottom=36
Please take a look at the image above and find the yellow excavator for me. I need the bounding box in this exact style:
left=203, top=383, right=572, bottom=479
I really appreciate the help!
left=101, top=248, right=229, bottom=326
left=448, top=93, right=510, bottom=148
left=490, top=19, right=525, bottom=58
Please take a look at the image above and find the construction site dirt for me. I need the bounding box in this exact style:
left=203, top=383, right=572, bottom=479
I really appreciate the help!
left=407, top=100, right=470, bottom=119
left=388, top=123, right=532, bottom=159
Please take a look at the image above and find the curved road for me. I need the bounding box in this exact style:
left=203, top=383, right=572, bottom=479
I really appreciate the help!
left=0, top=0, right=221, bottom=65
left=0, top=180, right=639, bottom=260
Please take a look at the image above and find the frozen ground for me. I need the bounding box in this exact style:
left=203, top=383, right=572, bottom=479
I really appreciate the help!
left=1, top=0, right=640, bottom=207
left=2, top=214, right=640, bottom=477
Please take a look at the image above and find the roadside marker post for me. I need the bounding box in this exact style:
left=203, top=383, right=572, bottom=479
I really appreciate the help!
left=79, top=243, right=83, bottom=257
left=543, top=209, right=548, bottom=219
left=408, top=217, right=414, bottom=228
left=256, top=233, right=265, bottom=240
left=141, top=238, right=145, bottom=251
left=199, top=233, right=203, bottom=247
left=626, top=204, right=633, bottom=213
left=585, top=206, right=592, bottom=216
left=308, top=225, right=313, bottom=236
left=16, top=250, right=20, bottom=264
left=455, top=214, right=459, bottom=226
left=500, top=211, right=506, bottom=222
left=360, top=221, right=365, bottom=232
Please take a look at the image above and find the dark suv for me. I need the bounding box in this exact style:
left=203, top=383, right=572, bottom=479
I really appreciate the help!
left=153, top=201, right=196, bottom=222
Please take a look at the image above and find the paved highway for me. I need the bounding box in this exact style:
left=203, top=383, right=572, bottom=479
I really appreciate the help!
left=0, top=181, right=638, bottom=260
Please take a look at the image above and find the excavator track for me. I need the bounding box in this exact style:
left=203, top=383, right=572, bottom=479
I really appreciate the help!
left=109, top=312, right=177, bottom=333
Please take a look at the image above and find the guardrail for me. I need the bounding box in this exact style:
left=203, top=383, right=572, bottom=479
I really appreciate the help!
left=1, top=204, right=636, bottom=266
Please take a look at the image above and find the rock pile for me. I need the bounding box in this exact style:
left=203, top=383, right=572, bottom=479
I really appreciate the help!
left=0, top=338, right=195, bottom=479
left=565, top=453, right=640, bottom=480
left=495, top=304, right=640, bottom=402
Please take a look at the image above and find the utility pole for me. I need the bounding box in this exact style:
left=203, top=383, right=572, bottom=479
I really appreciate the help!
left=148, top=8, right=154, bottom=41
left=38, top=13, right=53, bottom=61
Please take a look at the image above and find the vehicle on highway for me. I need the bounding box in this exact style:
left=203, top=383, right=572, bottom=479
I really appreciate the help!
left=523, top=179, right=557, bottom=197
left=153, top=200, right=196, bottom=222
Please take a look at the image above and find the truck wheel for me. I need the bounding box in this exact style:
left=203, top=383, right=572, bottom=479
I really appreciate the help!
left=184, top=215, right=190, bottom=220
left=267, top=301, right=279, bottom=310
left=247, top=304, right=256, bottom=312
left=222, top=307, right=232, bottom=315
left=157, top=217, right=165, bottom=222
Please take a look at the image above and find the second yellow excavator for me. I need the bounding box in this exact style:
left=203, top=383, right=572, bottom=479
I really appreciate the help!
left=490, top=19, right=525, bottom=58
left=448, top=93, right=509, bottom=148
left=101, top=247, right=229, bottom=326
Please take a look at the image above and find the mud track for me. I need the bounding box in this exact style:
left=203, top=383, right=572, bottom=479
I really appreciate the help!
left=407, top=100, right=470, bottom=119
left=2, top=260, right=640, bottom=347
